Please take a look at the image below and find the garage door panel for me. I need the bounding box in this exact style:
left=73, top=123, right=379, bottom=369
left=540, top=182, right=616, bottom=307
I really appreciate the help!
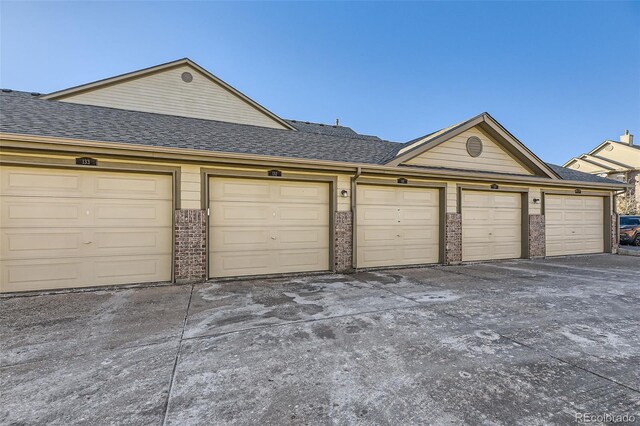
left=356, top=185, right=440, bottom=268
left=1, top=228, right=170, bottom=261
left=209, top=178, right=330, bottom=277
left=493, top=194, right=520, bottom=207
left=403, top=226, right=438, bottom=242
left=358, top=226, right=435, bottom=248
left=492, top=226, right=521, bottom=239
left=492, top=243, right=521, bottom=258
left=276, top=228, right=328, bottom=248
left=211, top=180, right=272, bottom=202
left=0, top=167, right=173, bottom=292
left=462, top=191, right=521, bottom=262
left=545, top=195, right=604, bottom=256
left=93, top=229, right=170, bottom=254
left=358, top=206, right=398, bottom=225
left=462, top=208, right=491, bottom=222
left=93, top=200, right=172, bottom=227
left=398, top=189, right=437, bottom=205
left=277, top=250, right=329, bottom=270
left=401, top=206, right=438, bottom=224
left=211, top=228, right=271, bottom=252
left=400, top=244, right=439, bottom=264
left=1, top=259, right=86, bottom=291
left=278, top=205, right=329, bottom=225
left=357, top=227, right=401, bottom=247
left=93, top=255, right=170, bottom=284
left=277, top=183, right=329, bottom=204
left=212, top=203, right=272, bottom=226
left=493, top=209, right=521, bottom=222
left=92, top=174, right=172, bottom=200
left=358, top=187, right=397, bottom=205
left=1, top=168, right=83, bottom=198
left=357, top=247, right=400, bottom=267
left=211, top=251, right=273, bottom=277
left=1, top=230, right=83, bottom=260
left=1, top=253, right=171, bottom=292
left=1, top=197, right=172, bottom=228
left=1, top=198, right=85, bottom=227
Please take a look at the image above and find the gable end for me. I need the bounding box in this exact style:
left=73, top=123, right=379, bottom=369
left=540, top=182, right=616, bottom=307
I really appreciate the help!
left=41, top=59, right=294, bottom=130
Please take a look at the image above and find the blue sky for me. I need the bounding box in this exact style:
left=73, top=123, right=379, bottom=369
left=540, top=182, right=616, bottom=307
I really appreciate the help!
left=1, top=1, right=638, bottom=164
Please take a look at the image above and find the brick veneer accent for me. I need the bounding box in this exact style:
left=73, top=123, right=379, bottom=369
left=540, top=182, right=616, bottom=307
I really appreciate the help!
left=335, top=211, right=353, bottom=273
left=528, top=214, right=545, bottom=258
left=445, top=213, right=462, bottom=264
left=174, top=209, right=207, bottom=282
left=611, top=212, right=619, bottom=253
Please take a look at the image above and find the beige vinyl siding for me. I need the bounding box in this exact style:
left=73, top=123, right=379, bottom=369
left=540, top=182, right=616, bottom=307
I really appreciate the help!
left=545, top=195, right=604, bottom=256
left=0, top=167, right=172, bottom=292
left=566, top=158, right=608, bottom=174
left=58, top=65, right=288, bottom=129
left=592, top=143, right=640, bottom=168
left=180, top=165, right=201, bottom=209
left=404, top=127, right=534, bottom=175
left=209, top=177, right=330, bottom=277
left=356, top=185, right=440, bottom=268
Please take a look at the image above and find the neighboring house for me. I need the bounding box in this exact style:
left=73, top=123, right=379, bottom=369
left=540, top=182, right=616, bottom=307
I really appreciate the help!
left=0, top=58, right=627, bottom=293
left=564, top=132, right=639, bottom=214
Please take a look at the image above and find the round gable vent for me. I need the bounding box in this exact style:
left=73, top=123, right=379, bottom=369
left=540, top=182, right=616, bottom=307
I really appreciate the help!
left=181, top=72, right=193, bottom=83
left=606, top=145, right=614, bottom=151
left=466, top=136, right=483, bottom=157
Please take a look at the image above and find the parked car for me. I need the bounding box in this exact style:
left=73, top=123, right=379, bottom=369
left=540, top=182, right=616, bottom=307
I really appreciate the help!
left=619, top=215, right=640, bottom=246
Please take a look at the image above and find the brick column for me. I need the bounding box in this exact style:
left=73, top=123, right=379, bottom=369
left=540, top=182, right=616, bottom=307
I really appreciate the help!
left=445, top=213, right=462, bottom=264
left=611, top=213, right=619, bottom=253
left=174, top=209, right=207, bottom=283
left=528, top=214, right=545, bottom=258
left=335, top=211, right=353, bottom=273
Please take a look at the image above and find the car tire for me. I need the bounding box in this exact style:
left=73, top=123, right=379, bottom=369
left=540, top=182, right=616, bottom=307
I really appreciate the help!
left=634, top=235, right=640, bottom=246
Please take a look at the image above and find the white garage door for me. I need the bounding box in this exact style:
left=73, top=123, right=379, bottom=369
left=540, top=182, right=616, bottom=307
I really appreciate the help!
left=356, top=185, right=439, bottom=268
left=209, top=177, right=330, bottom=277
left=1, top=166, right=173, bottom=293
left=545, top=195, right=604, bottom=256
left=462, top=191, right=522, bottom=261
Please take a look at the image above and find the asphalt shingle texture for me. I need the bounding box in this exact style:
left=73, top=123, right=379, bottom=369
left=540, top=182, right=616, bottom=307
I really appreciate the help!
left=0, top=91, right=401, bottom=165
left=0, top=90, right=622, bottom=185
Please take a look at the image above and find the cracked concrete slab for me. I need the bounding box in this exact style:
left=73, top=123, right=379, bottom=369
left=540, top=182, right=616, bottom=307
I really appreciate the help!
left=0, top=285, right=191, bottom=365
left=184, top=274, right=417, bottom=339
left=1, top=255, right=638, bottom=425
left=166, top=307, right=639, bottom=425
left=0, top=340, right=178, bottom=425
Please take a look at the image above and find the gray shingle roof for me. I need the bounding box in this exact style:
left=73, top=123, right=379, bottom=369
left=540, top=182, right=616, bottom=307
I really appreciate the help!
left=0, top=90, right=400, bottom=165
left=546, top=163, right=622, bottom=184
left=0, top=90, right=623, bottom=185
left=285, top=119, right=382, bottom=141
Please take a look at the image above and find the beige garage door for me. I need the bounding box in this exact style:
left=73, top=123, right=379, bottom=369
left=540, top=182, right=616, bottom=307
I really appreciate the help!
left=356, top=185, right=439, bottom=268
left=462, top=191, right=522, bottom=261
left=545, top=195, right=604, bottom=256
left=209, top=177, right=329, bottom=277
left=1, top=166, right=173, bottom=293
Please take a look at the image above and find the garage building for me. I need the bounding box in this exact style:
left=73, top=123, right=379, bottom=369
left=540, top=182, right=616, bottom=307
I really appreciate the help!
left=0, top=59, right=626, bottom=292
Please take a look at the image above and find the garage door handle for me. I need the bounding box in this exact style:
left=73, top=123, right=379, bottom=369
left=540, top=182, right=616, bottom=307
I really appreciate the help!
left=271, top=236, right=276, bottom=240
left=83, top=241, right=92, bottom=244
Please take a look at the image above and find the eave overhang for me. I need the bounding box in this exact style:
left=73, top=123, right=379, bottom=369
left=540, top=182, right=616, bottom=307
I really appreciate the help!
left=0, top=132, right=628, bottom=190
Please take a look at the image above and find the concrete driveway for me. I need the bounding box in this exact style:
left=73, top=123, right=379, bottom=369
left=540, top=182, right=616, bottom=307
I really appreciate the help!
left=1, top=255, right=639, bottom=425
